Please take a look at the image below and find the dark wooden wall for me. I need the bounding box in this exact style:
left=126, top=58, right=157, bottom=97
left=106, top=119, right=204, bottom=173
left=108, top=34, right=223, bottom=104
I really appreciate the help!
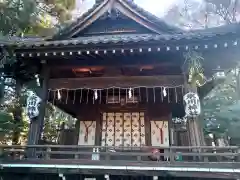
left=59, top=103, right=182, bottom=146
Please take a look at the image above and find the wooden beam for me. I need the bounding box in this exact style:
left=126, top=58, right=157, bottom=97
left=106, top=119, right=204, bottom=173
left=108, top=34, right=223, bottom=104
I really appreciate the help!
left=47, top=55, right=181, bottom=68
left=49, top=75, right=184, bottom=89
left=53, top=63, right=177, bottom=70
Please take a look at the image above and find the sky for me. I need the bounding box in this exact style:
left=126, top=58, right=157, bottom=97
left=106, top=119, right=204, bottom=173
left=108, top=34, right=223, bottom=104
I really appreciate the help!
left=136, top=0, right=178, bottom=17
left=74, top=0, right=179, bottom=18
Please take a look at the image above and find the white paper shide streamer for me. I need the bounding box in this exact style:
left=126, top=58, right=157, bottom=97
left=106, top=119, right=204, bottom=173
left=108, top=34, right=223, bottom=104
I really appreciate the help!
left=26, top=93, right=41, bottom=119
left=183, top=92, right=201, bottom=117
left=94, top=89, right=98, bottom=100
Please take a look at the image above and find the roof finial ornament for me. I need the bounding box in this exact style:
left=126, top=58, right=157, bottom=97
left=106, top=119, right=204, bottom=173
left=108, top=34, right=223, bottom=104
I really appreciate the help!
left=96, top=0, right=104, bottom=4
left=107, top=0, right=115, bottom=15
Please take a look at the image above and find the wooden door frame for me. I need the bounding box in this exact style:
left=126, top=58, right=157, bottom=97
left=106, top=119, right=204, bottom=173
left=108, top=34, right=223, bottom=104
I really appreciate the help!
left=98, top=104, right=149, bottom=147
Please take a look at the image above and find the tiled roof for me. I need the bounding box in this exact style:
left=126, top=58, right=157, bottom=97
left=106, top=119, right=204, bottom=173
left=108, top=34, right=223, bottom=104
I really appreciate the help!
left=53, top=0, right=182, bottom=39
left=1, top=28, right=236, bottom=48
left=0, top=23, right=239, bottom=48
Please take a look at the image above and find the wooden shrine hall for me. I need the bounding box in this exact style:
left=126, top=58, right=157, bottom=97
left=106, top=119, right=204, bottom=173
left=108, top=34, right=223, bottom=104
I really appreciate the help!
left=1, top=0, right=240, bottom=180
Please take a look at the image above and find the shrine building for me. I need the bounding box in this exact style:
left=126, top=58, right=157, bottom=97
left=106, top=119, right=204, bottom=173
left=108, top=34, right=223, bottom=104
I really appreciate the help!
left=0, top=0, right=240, bottom=180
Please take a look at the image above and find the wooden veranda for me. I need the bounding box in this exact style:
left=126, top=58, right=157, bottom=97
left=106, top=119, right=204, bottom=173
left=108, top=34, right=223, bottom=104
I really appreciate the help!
left=0, top=145, right=240, bottom=179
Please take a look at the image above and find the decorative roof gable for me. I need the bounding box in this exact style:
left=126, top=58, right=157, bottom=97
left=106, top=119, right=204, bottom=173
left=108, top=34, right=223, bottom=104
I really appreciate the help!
left=52, top=0, right=182, bottom=40
left=75, top=10, right=155, bottom=36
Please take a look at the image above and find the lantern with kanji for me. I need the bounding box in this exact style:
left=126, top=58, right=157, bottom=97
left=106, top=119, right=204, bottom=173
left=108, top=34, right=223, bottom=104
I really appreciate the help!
left=183, top=92, right=201, bottom=117
left=26, top=93, right=41, bottom=120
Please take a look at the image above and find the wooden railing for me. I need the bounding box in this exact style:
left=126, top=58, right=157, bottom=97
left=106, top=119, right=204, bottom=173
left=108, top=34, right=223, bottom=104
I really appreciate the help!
left=0, top=145, right=239, bottom=164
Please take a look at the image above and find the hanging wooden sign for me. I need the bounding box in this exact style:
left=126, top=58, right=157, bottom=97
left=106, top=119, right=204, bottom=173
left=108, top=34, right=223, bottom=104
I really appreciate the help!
left=151, top=121, right=169, bottom=147
left=78, top=121, right=96, bottom=145
left=26, top=93, right=41, bottom=119
left=183, top=92, right=201, bottom=117
left=83, top=121, right=94, bottom=142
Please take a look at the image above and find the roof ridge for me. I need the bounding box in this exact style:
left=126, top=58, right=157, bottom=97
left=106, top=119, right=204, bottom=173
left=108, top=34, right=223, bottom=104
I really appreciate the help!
left=51, top=0, right=182, bottom=40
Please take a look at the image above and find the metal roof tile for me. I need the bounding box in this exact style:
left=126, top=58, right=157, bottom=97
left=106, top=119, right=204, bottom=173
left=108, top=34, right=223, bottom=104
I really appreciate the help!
left=0, top=24, right=238, bottom=48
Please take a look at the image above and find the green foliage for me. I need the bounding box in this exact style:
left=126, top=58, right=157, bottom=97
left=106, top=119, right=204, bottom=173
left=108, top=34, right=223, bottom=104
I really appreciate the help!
left=0, top=0, right=77, bottom=37
left=202, top=70, right=240, bottom=138
left=0, top=77, right=76, bottom=144
left=44, top=0, right=76, bottom=23
left=0, top=0, right=38, bottom=36
left=0, top=48, right=17, bottom=69
left=0, top=0, right=79, bottom=144
left=43, top=103, right=75, bottom=143
left=165, top=1, right=240, bottom=140
left=0, top=111, right=29, bottom=144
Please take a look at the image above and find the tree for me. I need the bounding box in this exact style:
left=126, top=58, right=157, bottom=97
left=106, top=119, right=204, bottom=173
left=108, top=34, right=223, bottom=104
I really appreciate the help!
left=205, top=0, right=239, bottom=24
left=165, top=0, right=240, bottom=144
left=202, top=71, right=238, bottom=138
left=0, top=0, right=78, bottom=144
left=0, top=0, right=77, bottom=37
left=45, top=0, right=76, bottom=23
left=164, top=0, right=240, bottom=30
left=164, top=0, right=208, bottom=29
left=0, top=74, right=77, bottom=144
left=0, top=0, right=38, bottom=36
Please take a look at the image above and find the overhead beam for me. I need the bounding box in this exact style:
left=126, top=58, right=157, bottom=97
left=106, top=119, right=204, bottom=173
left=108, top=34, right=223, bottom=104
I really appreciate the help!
left=46, top=54, right=182, bottom=67
left=49, top=75, right=184, bottom=89
left=52, top=63, right=178, bottom=70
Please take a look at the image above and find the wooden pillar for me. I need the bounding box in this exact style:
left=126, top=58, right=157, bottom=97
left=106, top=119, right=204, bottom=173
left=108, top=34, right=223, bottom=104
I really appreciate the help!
left=144, top=110, right=151, bottom=146
left=74, top=120, right=80, bottom=145
left=187, top=117, right=205, bottom=146
left=58, top=122, right=66, bottom=145
left=95, top=110, right=101, bottom=146
left=185, top=84, right=205, bottom=147
left=168, top=113, right=174, bottom=146
left=28, top=61, right=50, bottom=147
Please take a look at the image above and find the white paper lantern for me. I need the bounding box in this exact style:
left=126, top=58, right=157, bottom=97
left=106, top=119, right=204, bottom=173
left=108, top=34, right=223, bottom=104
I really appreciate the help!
left=26, top=93, right=41, bottom=119
left=183, top=92, right=201, bottom=117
